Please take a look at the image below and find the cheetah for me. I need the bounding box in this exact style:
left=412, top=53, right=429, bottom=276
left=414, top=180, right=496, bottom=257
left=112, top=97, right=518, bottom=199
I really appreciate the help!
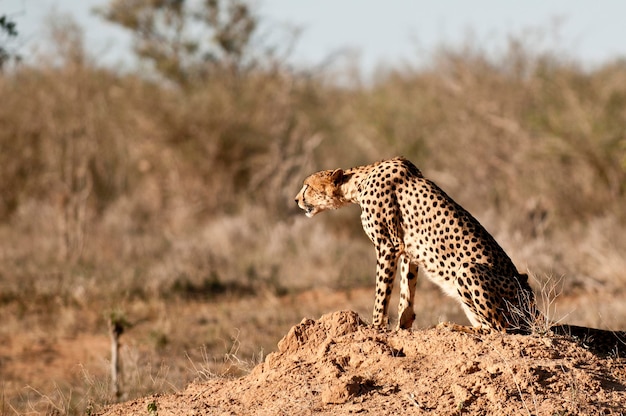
left=295, top=157, right=625, bottom=355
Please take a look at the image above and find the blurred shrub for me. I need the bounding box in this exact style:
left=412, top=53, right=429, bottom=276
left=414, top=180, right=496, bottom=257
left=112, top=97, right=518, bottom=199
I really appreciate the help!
left=0, top=13, right=18, bottom=70
left=97, top=0, right=258, bottom=85
left=1, top=14, right=625, bottom=304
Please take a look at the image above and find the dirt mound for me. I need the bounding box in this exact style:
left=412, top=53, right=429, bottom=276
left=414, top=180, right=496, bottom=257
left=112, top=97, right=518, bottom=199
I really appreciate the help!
left=100, top=310, right=626, bottom=415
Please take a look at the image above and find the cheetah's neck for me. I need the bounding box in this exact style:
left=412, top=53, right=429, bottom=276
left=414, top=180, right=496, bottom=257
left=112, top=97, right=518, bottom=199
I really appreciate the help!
left=339, top=165, right=376, bottom=203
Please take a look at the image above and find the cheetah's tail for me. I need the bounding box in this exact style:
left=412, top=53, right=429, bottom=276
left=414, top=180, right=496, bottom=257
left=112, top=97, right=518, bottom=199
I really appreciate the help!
left=550, top=324, right=626, bottom=357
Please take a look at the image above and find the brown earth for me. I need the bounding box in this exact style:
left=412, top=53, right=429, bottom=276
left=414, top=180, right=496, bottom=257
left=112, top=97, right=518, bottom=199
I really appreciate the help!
left=99, top=310, right=626, bottom=416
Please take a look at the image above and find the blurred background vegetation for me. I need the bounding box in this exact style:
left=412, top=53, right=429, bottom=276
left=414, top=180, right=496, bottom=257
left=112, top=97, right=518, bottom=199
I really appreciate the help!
left=1, top=0, right=626, bottom=414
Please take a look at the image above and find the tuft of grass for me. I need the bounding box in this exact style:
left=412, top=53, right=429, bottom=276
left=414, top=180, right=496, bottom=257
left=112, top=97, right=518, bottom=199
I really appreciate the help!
left=147, top=401, right=158, bottom=416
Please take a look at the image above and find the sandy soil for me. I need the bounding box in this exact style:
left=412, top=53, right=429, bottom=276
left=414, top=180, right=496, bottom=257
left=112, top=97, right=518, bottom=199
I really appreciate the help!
left=99, top=310, right=626, bottom=416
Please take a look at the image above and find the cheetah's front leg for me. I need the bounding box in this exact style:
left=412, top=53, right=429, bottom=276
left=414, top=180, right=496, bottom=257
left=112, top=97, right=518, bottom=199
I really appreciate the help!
left=372, top=244, right=399, bottom=328
left=397, top=254, right=417, bottom=330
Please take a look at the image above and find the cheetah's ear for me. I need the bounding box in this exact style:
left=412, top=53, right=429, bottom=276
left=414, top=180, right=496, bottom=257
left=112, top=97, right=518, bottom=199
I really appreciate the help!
left=330, top=169, right=344, bottom=186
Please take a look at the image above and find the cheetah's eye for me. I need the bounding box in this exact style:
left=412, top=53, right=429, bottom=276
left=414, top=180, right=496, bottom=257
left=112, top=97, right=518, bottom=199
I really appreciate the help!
left=306, top=185, right=321, bottom=194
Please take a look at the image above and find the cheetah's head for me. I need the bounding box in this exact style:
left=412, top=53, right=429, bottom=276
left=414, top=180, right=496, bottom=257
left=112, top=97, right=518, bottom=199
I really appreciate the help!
left=295, top=169, right=345, bottom=217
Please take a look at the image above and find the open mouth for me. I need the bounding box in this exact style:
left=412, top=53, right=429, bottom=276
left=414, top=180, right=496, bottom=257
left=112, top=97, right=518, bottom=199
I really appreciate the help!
left=304, top=204, right=316, bottom=217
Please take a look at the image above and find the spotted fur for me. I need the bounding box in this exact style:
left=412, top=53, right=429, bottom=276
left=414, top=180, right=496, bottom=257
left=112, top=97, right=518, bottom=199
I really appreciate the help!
left=295, top=157, right=538, bottom=332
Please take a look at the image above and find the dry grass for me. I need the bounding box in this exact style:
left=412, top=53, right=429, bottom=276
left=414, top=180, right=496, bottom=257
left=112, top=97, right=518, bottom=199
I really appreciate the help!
left=1, top=17, right=626, bottom=415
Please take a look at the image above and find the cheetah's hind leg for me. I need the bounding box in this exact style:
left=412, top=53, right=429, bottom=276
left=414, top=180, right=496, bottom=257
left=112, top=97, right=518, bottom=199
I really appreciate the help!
left=397, top=254, right=417, bottom=330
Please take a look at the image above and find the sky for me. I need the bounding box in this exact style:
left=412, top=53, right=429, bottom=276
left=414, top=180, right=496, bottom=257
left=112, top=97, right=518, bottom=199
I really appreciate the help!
left=3, top=0, right=626, bottom=74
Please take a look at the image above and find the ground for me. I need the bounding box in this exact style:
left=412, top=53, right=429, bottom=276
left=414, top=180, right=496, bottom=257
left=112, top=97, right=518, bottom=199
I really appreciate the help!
left=99, top=310, right=626, bottom=416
